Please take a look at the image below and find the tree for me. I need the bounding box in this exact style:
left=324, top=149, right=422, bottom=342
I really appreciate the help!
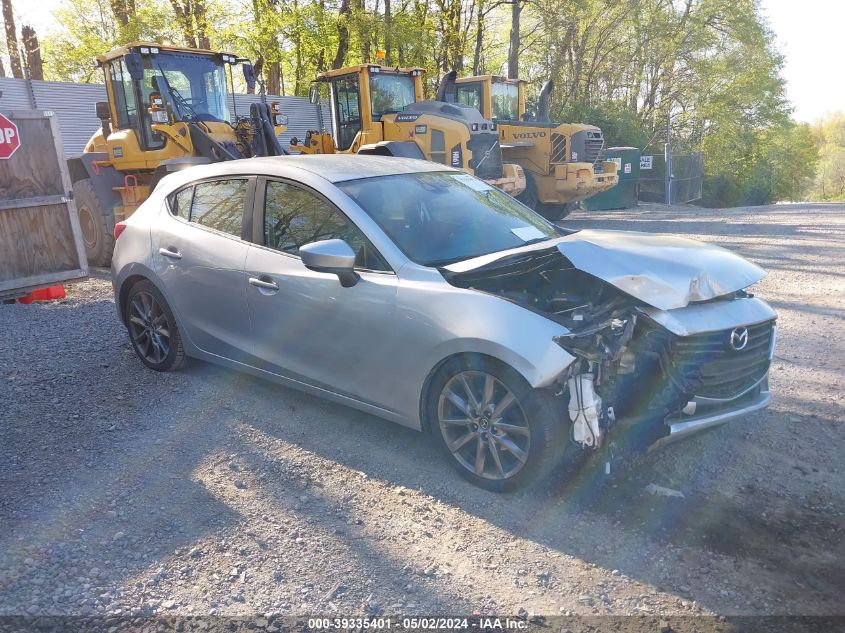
left=21, top=25, right=42, bottom=80
left=2, top=0, right=22, bottom=78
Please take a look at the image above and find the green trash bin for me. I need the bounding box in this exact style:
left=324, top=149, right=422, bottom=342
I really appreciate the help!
left=583, top=147, right=640, bottom=211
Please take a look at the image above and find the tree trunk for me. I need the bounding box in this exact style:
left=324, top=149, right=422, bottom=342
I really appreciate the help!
left=0, top=52, right=5, bottom=77
left=507, top=0, right=521, bottom=79
left=2, top=0, right=23, bottom=79
left=267, top=62, right=281, bottom=95
left=384, top=0, right=392, bottom=65
left=332, top=0, right=350, bottom=69
left=472, top=1, right=484, bottom=75
left=21, top=25, right=42, bottom=80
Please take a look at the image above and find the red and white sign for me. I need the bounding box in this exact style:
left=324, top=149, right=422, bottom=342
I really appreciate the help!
left=0, top=113, right=21, bottom=160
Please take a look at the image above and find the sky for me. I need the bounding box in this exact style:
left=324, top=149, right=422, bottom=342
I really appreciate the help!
left=6, top=0, right=841, bottom=124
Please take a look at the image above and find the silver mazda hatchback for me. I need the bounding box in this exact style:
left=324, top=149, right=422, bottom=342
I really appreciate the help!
left=112, top=155, right=776, bottom=491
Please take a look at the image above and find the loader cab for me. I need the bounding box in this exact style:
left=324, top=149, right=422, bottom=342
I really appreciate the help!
left=313, top=64, right=425, bottom=151
left=455, top=76, right=526, bottom=122
left=98, top=42, right=238, bottom=152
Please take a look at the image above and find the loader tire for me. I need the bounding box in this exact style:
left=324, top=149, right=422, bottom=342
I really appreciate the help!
left=74, top=178, right=116, bottom=268
left=536, top=201, right=576, bottom=222
left=516, top=171, right=539, bottom=210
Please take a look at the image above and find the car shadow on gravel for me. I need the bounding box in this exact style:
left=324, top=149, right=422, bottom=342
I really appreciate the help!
left=228, top=365, right=843, bottom=614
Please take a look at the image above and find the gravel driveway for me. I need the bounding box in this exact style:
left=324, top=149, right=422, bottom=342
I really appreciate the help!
left=0, top=202, right=842, bottom=619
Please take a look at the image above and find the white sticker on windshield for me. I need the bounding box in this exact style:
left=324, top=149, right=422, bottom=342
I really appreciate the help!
left=511, top=226, right=546, bottom=241
left=452, top=173, right=493, bottom=192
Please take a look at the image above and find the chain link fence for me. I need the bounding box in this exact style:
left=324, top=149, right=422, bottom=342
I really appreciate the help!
left=638, top=151, right=703, bottom=204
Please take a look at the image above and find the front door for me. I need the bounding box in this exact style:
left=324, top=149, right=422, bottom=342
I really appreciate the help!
left=244, top=178, right=399, bottom=409
left=151, top=177, right=255, bottom=361
left=332, top=73, right=363, bottom=151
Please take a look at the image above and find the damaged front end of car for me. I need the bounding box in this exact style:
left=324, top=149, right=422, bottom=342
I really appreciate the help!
left=443, top=232, right=777, bottom=458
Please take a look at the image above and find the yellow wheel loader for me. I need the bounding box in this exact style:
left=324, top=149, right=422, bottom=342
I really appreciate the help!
left=67, top=42, right=289, bottom=266
left=290, top=64, right=526, bottom=196
left=440, top=73, right=618, bottom=220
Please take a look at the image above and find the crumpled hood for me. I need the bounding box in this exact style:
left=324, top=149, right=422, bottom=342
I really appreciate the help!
left=445, top=229, right=766, bottom=311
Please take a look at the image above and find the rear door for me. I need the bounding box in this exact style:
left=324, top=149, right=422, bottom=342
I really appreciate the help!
left=151, top=177, right=255, bottom=361
left=244, top=177, right=399, bottom=408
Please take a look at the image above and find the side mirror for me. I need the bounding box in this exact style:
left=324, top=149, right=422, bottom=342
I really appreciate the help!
left=95, top=101, right=111, bottom=119
left=308, top=82, right=320, bottom=105
left=242, top=63, right=256, bottom=92
left=300, top=239, right=359, bottom=287
left=95, top=101, right=111, bottom=137
left=124, top=52, right=144, bottom=81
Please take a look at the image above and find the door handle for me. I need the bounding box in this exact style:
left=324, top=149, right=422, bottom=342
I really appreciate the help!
left=158, top=247, right=182, bottom=260
left=249, top=276, right=279, bottom=291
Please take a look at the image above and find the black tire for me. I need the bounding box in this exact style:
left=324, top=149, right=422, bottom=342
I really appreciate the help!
left=516, top=170, right=539, bottom=210
left=536, top=201, right=576, bottom=222
left=73, top=178, right=115, bottom=267
left=124, top=280, right=187, bottom=372
left=426, top=354, right=570, bottom=492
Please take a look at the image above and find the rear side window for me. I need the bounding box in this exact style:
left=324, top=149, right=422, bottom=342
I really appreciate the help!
left=168, top=179, right=247, bottom=238
left=171, top=187, right=192, bottom=220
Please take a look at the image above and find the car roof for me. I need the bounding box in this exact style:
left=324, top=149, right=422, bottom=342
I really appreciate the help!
left=162, top=154, right=457, bottom=189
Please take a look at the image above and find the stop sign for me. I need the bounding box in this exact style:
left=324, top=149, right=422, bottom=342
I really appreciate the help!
left=0, top=113, right=21, bottom=159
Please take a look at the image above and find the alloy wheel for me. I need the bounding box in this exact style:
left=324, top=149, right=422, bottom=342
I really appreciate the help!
left=127, top=291, right=171, bottom=364
left=437, top=370, right=531, bottom=480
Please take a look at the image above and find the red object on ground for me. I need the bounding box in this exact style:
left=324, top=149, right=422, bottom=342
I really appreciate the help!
left=18, top=285, right=66, bottom=304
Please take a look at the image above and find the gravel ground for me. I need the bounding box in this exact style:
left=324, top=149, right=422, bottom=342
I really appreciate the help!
left=0, top=202, right=842, bottom=619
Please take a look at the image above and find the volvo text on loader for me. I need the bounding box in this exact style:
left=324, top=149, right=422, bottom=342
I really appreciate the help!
left=440, top=73, right=618, bottom=220
left=67, top=42, right=288, bottom=266
left=289, top=63, right=526, bottom=197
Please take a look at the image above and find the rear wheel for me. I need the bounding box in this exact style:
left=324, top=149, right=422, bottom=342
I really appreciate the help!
left=125, top=280, right=187, bottom=372
left=516, top=171, right=539, bottom=210
left=73, top=178, right=115, bottom=267
left=427, top=355, right=569, bottom=492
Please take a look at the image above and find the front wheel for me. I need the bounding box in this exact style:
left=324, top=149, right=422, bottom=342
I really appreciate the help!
left=73, top=178, right=115, bottom=267
left=125, top=280, right=187, bottom=372
left=427, top=355, right=569, bottom=492
left=536, top=201, right=576, bottom=221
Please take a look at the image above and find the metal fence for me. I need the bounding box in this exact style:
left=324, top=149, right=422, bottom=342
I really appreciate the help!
left=638, top=151, right=703, bottom=204
left=0, top=77, right=329, bottom=158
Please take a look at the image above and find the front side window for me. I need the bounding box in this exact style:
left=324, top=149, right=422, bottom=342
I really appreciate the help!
left=491, top=81, right=519, bottom=120
left=339, top=171, right=559, bottom=266
left=370, top=73, right=416, bottom=120
left=189, top=179, right=247, bottom=237
left=264, top=180, right=389, bottom=271
left=456, top=82, right=483, bottom=113
left=332, top=75, right=362, bottom=151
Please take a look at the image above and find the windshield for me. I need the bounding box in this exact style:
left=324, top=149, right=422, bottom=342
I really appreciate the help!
left=143, top=53, right=231, bottom=123
left=491, top=81, right=519, bottom=120
left=370, top=73, right=416, bottom=120
left=338, top=171, right=559, bottom=266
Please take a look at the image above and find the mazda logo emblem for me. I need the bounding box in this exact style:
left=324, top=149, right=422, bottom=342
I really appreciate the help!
left=729, top=327, right=749, bottom=351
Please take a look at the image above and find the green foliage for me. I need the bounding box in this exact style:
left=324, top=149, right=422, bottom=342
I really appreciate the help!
left=38, top=0, right=820, bottom=205
left=805, top=113, right=845, bottom=201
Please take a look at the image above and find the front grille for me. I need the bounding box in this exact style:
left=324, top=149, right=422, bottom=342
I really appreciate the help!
left=666, top=320, right=775, bottom=399
left=584, top=132, right=604, bottom=164
left=550, top=133, right=567, bottom=164
left=468, top=132, right=504, bottom=180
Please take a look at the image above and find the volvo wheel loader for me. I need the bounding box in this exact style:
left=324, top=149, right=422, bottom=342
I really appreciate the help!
left=289, top=64, right=525, bottom=197
left=67, top=42, right=289, bottom=266
left=439, top=73, right=618, bottom=220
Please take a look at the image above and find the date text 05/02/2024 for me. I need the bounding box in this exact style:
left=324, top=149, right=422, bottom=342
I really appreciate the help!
left=307, top=617, right=529, bottom=630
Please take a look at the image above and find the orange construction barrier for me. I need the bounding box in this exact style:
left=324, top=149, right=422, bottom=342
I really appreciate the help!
left=18, top=285, right=66, bottom=304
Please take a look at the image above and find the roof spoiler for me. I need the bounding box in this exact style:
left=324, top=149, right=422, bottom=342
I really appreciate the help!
left=435, top=70, right=458, bottom=103
left=537, top=79, right=553, bottom=122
